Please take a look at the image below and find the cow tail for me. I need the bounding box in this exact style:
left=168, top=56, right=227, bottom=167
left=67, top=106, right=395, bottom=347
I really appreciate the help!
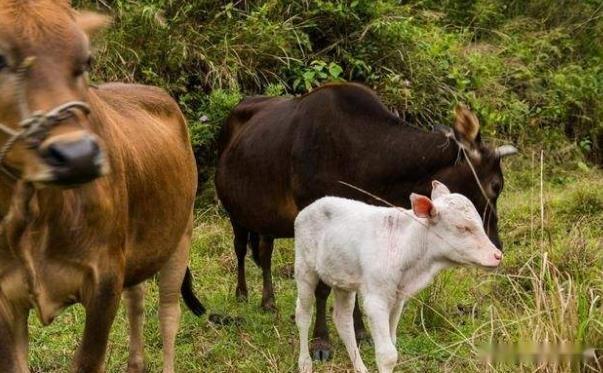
left=181, top=267, right=206, bottom=316
left=249, top=232, right=261, bottom=267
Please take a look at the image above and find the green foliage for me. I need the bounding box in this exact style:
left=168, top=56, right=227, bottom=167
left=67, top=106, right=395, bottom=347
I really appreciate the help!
left=78, top=0, right=603, bottom=164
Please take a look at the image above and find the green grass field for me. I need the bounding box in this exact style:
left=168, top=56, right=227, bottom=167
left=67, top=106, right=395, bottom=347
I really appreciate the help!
left=28, top=153, right=602, bottom=372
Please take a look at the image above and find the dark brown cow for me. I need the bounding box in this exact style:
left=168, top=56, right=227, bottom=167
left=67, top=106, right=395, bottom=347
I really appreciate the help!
left=216, top=82, right=517, bottom=360
left=0, top=2, right=201, bottom=372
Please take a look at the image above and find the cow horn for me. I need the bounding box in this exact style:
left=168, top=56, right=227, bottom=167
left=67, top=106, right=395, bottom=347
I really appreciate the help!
left=495, top=145, right=518, bottom=158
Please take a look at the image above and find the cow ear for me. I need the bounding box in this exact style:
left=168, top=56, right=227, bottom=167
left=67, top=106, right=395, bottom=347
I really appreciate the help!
left=75, top=11, right=111, bottom=37
left=454, top=105, right=480, bottom=144
left=410, top=194, right=437, bottom=219
left=431, top=180, right=451, bottom=200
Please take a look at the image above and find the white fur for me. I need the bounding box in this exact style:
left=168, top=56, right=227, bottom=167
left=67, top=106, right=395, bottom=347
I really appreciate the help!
left=294, top=181, right=501, bottom=373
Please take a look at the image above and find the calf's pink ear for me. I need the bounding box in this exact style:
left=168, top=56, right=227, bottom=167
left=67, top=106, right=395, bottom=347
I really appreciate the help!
left=410, top=193, right=436, bottom=219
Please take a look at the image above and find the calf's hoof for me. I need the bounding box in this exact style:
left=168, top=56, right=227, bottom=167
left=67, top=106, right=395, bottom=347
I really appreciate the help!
left=298, top=357, right=313, bottom=373
left=310, top=339, right=332, bottom=362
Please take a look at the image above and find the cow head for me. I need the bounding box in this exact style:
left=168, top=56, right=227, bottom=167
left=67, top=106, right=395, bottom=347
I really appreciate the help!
left=431, top=105, right=517, bottom=250
left=0, top=1, right=110, bottom=187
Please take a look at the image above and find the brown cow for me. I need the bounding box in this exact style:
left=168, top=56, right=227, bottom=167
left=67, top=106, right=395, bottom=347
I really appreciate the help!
left=216, top=82, right=517, bottom=360
left=0, top=2, right=201, bottom=372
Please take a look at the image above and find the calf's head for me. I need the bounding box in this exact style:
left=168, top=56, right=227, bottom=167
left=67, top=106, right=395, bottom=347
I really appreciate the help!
left=0, top=1, right=110, bottom=186
left=411, top=180, right=503, bottom=268
left=432, top=105, right=517, bottom=250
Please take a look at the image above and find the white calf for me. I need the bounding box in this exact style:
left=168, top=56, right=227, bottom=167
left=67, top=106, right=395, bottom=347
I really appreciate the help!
left=294, top=181, right=502, bottom=373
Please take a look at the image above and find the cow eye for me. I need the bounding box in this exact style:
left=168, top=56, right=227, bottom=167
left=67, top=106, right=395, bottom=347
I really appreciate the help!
left=491, top=180, right=501, bottom=194
left=75, top=55, right=92, bottom=77
left=456, top=225, right=472, bottom=233
left=0, top=55, right=7, bottom=71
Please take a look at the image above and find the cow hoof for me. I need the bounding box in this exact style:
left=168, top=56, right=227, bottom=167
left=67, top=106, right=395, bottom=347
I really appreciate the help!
left=261, top=299, right=277, bottom=312
left=310, top=340, right=332, bottom=362
left=127, top=361, right=145, bottom=373
left=235, top=289, right=248, bottom=302
left=278, top=264, right=295, bottom=279
left=355, top=329, right=372, bottom=345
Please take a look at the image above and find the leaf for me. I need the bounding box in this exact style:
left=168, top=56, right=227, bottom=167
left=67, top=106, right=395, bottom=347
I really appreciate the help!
left=328, top=63, right=343, bottom=78
left=577, top=162, right=589, bottom=172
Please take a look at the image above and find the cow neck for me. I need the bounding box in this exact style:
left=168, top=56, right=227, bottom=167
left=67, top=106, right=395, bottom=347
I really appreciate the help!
left=375, top=125, right=462, bottom=200
left=0, top=88, right=108, bottom=321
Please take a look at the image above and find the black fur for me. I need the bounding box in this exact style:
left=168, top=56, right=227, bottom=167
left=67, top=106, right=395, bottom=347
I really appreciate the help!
left=181, top=267, right=206, bottom=316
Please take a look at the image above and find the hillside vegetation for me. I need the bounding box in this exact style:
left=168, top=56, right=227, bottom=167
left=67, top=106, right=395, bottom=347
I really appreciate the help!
left=26, top=1, right=603, bottom=372
left=76, top=0, right=603, bottom=167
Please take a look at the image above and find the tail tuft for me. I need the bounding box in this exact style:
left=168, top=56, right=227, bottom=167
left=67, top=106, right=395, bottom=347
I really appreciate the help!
left=181, top=267, right=206, bottom=316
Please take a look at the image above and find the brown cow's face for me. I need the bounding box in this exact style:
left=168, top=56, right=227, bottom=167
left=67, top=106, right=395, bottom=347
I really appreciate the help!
left=0, top=1, right=110, bottom=187
left=433, top=105, right=517, bottom=250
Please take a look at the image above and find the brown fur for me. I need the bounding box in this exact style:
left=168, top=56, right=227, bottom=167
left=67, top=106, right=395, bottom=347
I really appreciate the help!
left=0, top=3, right=197, bottom=372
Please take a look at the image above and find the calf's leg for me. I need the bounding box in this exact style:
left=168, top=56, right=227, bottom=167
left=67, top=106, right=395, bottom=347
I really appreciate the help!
left=333, top=290, right=367, bottom=373
left=258, top=236, right=276, bottom=311
left=295, top=265, right=319, bottom=373
left=124, top=284, right=146, bottom=373
left=363, top=295, right=398, bottom=373
left=353, top=298, right=370, bottom=343
left=311, top=280, right=332, bottom=361
left=232, top=222, right=249, bottom=301
left=158, top=222, right=192, bottom=373
left=388, top=300, right=405, bottom=345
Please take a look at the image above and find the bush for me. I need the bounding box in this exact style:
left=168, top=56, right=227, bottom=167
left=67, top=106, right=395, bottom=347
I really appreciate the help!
left=77, top=0, right=603, bottom=168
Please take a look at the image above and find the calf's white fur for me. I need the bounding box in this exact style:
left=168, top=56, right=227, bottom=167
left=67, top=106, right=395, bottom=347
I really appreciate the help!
left=294, top=181, right=502, bottom=373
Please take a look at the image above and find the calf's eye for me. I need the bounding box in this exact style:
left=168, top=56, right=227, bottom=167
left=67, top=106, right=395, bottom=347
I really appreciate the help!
left=456, top=226, right=472, bottom=233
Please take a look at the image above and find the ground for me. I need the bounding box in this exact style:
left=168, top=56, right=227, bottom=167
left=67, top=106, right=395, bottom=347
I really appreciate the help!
left=28, top=153, right=602, bottom=372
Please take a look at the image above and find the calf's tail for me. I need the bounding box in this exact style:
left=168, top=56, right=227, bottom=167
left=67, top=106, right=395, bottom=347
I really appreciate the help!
left=181, top=267, right=206, bottom=316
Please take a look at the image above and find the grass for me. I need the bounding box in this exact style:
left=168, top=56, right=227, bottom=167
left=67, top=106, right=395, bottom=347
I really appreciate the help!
left=28, top=153, right=602, bottom=372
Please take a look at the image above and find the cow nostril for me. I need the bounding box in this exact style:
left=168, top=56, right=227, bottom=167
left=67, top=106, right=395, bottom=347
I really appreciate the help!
left=44, top=144, right=69, bottom=167
left=494, top=252, right=502, bottom=261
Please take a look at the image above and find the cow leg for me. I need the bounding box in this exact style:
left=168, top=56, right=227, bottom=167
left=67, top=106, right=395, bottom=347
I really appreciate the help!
left=73, top=276, right=122, bottom=373
left=353, top=298, right=370, bottom=343
left=258, top=236, right=276, bottom=311
left=124, top=284, right=146, bottom=373
left=232, top=222, right=249, bottom=301
left=158, top=223, right=192, bottom=373
left=13, top=307, right=29, bottom=373
left=0, top=301, right=29, bottom=373
left=311, top=280, right=332, bottom=361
